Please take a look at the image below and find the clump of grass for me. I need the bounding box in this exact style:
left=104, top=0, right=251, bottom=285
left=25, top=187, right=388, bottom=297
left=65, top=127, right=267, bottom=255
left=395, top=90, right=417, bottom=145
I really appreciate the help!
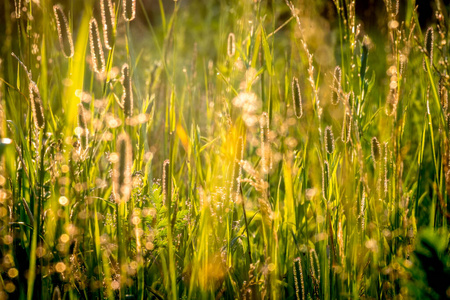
left=1, top=0, right=449, bottom=299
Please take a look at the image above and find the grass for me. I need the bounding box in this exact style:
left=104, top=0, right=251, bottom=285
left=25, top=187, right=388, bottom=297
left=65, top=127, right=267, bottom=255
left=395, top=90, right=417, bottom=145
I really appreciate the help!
left=0, top=0, right=449, bottom=299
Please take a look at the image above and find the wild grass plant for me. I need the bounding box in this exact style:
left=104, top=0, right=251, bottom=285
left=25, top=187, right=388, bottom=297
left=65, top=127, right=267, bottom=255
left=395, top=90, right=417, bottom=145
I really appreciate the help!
left=0, top=0, right=449, bottom=299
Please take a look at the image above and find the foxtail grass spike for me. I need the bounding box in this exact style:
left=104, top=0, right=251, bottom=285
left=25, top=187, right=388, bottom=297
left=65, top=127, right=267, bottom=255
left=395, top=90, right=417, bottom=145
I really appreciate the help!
left=347, top=91, right=355, bottom=114
left=113, top=133, right=132, bottom=203
left=89, top=18, right=106, bottom=74
left=385, top=89, right=398, bottom=116
left=292, top=76, right=303, bottom=118
left=309, top=249, right=320, bottom=285
left=389, top=0, right=399, bottom=16
left=29, top=81, right=45, bottom=130
left=52, top=286, right=61, bottom=300
left=342, top=93, right=353, bottom=143
left=227, top=33, right=236, bottom=57
left=53, top=4, right=74, bottom=58
left=423, top=27, right=434, bottom=71
left=341, top=113, right=351, bottom=143
left=121, top=64, right=133, bottom=117
left=293, top=257, right=305, bottom=300
left=331, top=66, right=341, bottom=105
left=100, top=0, right=116, bottom=50
left=14, top=0, right=21, bottom=18
left=371, top=137, right=380, bottom=164
left=325, top=126, right=335, bottom=154
left=123, top=0, right=136, bottom=21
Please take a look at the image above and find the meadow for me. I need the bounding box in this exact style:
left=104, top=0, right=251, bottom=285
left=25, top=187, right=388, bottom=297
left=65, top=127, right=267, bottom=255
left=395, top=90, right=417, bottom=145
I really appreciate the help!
left=0, top=0, right=449, bottom=299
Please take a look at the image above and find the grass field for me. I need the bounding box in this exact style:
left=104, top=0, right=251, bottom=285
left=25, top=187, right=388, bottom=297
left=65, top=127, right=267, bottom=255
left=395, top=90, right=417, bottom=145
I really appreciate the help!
left=0, top=0, right=449, bottom=299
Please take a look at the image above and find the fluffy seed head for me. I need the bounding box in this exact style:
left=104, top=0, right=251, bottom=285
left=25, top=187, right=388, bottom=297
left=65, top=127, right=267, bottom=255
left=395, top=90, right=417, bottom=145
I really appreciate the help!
left=29, top=81, right=45, bottom=130
left=292, top=76, right=303, bottom=118
left=341, top=113, right=351, bottom=143
left=423, top=27, right=434, bottom=71
left=121, top=64, right=133, bottom=118
left=100, top=0, right=116, bottom=50
left=53, top=4, right=74, bottom=58
left=14, top=0, right=22, bottom=18
left=89, top=18, right=106, bottom=74
left=123, top=0, right=136, bottom=22
left=293, top=257, right=305, bottom=300
left=52, top=286, right=61, bottom=300
left=309, top=249, right=320, bottom=285
left=227, top=33, right=236, bottom=57
left=371, top=137, right=381, bottom=163
left=385, top=88, right=398, bottom=116
left=325, top=126, right=335, bottom=154
left=331, top=66, right=341, bottom=105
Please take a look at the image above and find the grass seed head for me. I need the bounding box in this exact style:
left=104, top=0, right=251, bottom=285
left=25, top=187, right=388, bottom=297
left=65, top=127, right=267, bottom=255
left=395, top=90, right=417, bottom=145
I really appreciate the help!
left=331, top=66, right=341, bottom=105
left=14, top=0, right=21, bottom=18
left=100, top=0, right=116, bottom=50
left=52, top=286, right=61, bottom=300
left=121, top=64, right=133, bottom=118
left=292, top=76, right=303, bottom=118
left=309, top=249, right=320, bottom=285
left=423, top=27, right=434, bottom=71
left=371, top=137, right=381, bottom=164
left=123, top=0, right=136, bottom=22
left=53, top=4, right=74, bottom=58
left=89, top=18, right=106, bottom=74
left=29, top=81, right=45, bottom=130
left=325, top=126, right=335, bottom=154
left=293, top=257, right=305, bottom=300
left=341, top=113, right=351, bottom=143
left=227, top=33, right=236, bottom=57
